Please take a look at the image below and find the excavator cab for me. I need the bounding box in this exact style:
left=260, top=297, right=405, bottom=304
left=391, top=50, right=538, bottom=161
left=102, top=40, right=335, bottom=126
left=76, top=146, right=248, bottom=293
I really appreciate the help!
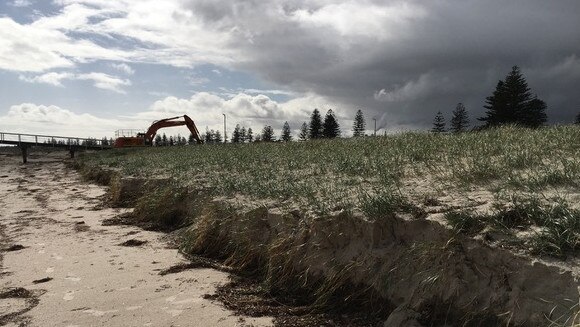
left=113, top=115, right=203, bottom=148
left=114, top=129, right=147, bottom=147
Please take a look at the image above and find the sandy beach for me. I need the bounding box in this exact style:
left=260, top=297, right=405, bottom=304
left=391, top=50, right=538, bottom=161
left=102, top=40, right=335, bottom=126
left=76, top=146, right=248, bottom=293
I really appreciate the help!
left=0, top=149, right=272, bottom=327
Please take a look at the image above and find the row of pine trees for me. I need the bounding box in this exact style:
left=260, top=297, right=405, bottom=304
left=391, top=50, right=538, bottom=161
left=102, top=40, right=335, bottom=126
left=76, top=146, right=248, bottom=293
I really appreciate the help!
left=432, top=66, right=552, bottom=133
left=153, top=134, right=192, bottom=146
left=156, top=107, right=356, bottom=145
left=217, top=108, right=353, bottom=143
left=151, top=66, right=578, bottom=145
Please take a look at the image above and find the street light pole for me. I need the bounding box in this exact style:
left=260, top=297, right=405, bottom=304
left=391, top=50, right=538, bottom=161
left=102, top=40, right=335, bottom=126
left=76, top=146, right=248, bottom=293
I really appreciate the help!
left=223, top=114, right=227, bottom=143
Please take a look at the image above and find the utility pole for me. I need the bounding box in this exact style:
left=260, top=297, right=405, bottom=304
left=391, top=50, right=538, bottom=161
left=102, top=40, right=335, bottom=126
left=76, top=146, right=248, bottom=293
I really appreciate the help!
left=223, top=113, right=227, bottom=143
left=373, top=118, right=377, bottom=136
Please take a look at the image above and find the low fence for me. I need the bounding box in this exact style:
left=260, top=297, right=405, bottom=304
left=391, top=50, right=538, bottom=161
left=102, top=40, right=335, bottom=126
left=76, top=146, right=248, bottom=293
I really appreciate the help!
left=0, top=131, right=111, bottom=149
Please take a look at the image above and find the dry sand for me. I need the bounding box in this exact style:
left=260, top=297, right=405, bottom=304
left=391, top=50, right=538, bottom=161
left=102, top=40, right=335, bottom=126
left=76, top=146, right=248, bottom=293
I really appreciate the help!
left=0, top=150, right=273, bottom=327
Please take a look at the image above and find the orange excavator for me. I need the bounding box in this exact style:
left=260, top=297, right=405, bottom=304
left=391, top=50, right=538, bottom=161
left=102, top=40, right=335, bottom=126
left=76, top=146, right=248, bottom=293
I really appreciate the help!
left=114, top=115, right=203, bottom=148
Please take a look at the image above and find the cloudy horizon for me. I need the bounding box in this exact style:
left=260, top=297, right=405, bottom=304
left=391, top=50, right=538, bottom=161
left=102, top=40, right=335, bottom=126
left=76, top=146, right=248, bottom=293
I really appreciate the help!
left=1, top=0, right=579, bottom=138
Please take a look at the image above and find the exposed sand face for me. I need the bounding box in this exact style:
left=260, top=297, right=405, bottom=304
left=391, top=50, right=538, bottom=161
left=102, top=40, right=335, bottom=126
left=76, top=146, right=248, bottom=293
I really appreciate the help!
left=0, top=150, right=272, bottom=327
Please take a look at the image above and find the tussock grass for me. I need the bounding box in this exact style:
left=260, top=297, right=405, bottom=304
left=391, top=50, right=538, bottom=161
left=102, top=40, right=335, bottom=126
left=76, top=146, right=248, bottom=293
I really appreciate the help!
left=79, top=125, right=580, bottom=256
left=445, top=195, right=580, bottom=258
left=529, top=201, right=580, bottom=258
left=359, top=187, right=423, bottom=219
left=78, top=126, right=579, bottom=208
left=445, top=211, right=486, bottom=235
left=129, top=185, right=193, bottom=231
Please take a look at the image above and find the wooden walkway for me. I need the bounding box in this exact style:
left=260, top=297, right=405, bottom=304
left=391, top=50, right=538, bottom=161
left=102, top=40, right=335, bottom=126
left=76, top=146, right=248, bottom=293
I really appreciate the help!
left=0, top=131, right=111, bottom=163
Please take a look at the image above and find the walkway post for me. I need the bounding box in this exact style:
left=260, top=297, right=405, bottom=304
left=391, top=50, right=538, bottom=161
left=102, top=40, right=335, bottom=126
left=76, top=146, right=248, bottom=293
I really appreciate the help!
left=223, top=113, right=227, bottom=143
left=21, top=145, right=28, bottom=164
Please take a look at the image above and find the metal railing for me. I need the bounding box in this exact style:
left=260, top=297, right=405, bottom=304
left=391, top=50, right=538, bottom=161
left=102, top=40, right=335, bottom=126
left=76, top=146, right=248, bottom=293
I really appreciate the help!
left=0, top=131, right=111, bottom=149
left=115, top=129, right=144, bottom=138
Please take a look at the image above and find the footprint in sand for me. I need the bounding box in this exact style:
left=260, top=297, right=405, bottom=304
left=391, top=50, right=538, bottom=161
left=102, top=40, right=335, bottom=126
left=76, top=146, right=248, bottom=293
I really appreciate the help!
left=125, top=305, right=142, bottom=311
left=46, top=267, right=55, bottom=273
left=162, top=307, right=183, bottom=317
left=168, top=309, right=183, bottom=317
left=165, top=295, right=195, bottom=305
left=63, top=291, right=75, bottom=301
left=174, top=298, right=197, bottom=305
left=83, top=308, right=119, bottom=317
left=165, top=296, right=176, bottom=302
left=51, top=254, right=63, bottom=260
left=65, top=276, right=81, bottom=282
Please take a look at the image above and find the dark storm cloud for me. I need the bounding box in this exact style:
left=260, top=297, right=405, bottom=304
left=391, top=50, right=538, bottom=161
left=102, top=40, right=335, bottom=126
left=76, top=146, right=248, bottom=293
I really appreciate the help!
left=187, top=0, right=580, bottom=129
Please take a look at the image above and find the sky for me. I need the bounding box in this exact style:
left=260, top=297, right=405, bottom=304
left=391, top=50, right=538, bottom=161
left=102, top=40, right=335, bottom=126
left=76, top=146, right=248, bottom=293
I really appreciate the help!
left=0, top=0, right=579, bottom=139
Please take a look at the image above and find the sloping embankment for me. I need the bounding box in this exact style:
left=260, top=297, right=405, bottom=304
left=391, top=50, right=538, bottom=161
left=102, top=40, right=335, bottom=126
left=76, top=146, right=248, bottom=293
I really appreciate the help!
left=77, top=164, right=580, bottom=326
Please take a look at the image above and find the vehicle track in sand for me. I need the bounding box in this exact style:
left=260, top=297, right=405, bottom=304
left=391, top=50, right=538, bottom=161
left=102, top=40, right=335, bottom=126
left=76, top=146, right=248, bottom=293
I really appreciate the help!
left=0, top=150, right=272, bottom=327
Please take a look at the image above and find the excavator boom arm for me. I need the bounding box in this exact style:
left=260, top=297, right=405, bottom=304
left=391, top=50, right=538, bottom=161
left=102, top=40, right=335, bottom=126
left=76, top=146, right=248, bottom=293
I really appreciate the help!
left=183, top=115, right=203, bottom=144
left=144, top=115, right=203, bottom=144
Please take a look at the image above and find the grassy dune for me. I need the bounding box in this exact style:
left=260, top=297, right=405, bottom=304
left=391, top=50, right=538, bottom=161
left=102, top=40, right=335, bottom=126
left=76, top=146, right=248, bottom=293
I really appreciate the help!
left=79, top=125, right=580, bottom=256
left=76, top=125, right=580, bottom=325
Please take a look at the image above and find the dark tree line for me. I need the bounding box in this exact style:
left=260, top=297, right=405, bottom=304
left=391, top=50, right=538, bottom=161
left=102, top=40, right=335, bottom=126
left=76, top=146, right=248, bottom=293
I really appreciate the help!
left=479, top=66, right=547, bottom=128
left=281, top=122, right=292, bottom=142
left=223, top=108, right=356, bottom=144
left=231, top=125, right=252, bottom=143
left=300, top=108, right=342, bottom=141
left=352, top=109, right=366, bottom=137
left=154, top=133, right=190, bottom=146
left=450, top=103, right=470, bottom=133
left=203, top=129, right=222, bottom=144
left=432, top=111, right=446, bottom=133
left=43, top=136, right=115, bottom=146
left=432, top=66, right=550, bottom=133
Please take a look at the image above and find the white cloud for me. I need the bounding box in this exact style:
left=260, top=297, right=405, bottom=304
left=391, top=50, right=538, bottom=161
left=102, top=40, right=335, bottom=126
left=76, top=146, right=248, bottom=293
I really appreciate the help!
left=290, top=1, right=426, bottom=42
left=110, top=63, right=135, bottom=75
left=149, top=92, right=327, bottom=120
left=243, top=89, right=294, bottom=96
left=374, top=74, right=456, bottom=103
left=0, top=1, right=235, bottom=73
left=0, top=5, right=137, bottom=72
left=0, top=103, right=127, bottom=137
left=76, top=72, right=131, bottom=93
left=143, top=92, right=342, bottom=136
left=0, top=18, right=75, bottom=72
left=19, top=72, right=74, bottom=87
left=10, top=0, right=32, bottom=7
left=374, top=75, right=433, bottom=103
left=19, top=71, right=131, bottom=93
